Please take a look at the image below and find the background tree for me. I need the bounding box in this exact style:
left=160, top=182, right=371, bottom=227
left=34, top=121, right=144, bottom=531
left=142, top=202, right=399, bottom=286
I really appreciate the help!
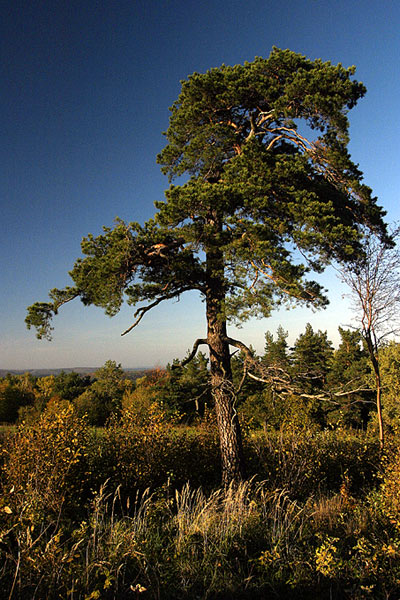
left=290, top=324, right=333, bottom=426
left=0, top=380, right=34, bottom=423
left=74, top=360, right=129, bottom=425
left=378, top=341, right=400, bottom=431
left=161, top=352, right=211, bottom=420
left=292, top=324, right=333, bottom=391
left=26, top=48, right=389, bottom=484
left=239, top=327, right=290, bottom=430
left=53, top=371, right=92, bottom=402
left=326, top=327, right=371, bottom=429
left=340, top=227, right=400, bottom=448
left=263, top=326, right=290, bottom=371
left=122, top=367, right=167, bottom=422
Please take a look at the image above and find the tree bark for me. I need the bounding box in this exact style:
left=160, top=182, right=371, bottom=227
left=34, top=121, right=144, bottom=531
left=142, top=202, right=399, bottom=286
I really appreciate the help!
left=375, top=373, right=384, bottom=450
left=364, top=331, right=384, bottom=450
left=205, top=241, right=246, bottom=486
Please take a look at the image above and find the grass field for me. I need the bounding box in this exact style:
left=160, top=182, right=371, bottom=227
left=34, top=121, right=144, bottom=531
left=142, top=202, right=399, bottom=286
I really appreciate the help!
left=1, top=405, right=399, bottom=599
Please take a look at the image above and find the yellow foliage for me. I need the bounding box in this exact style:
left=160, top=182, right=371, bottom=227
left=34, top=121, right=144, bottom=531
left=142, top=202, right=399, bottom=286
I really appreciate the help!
left=3, top=400, right=90, bottom=519
left=35, top=375, right=56, bottom=400
left=315, top=536, right=342, bottom=578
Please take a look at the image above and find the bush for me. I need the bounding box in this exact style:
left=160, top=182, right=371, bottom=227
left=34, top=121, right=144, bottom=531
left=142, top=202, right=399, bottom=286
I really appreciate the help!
left=0, top=381, right=34, bottom=423
left=246, top=428, right=381, bottom=500
left=240, top=391, right=322, bottom=431
left=2, top=400, right=92, bottom=520
left=0, top=409, right=399, bottom=599
left=378, top=442, right=400, bottom=530
left=91, top=405, right=221, bottom=495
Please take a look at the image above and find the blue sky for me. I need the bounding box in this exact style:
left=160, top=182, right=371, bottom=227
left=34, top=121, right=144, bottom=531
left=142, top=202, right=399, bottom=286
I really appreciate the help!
left=1, top=0, right=399, bottom=369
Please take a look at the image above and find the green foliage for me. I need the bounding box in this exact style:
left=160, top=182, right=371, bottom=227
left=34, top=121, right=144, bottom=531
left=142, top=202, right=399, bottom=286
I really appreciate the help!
left=247, top=429, right=380, bottom=500
left=161, top=352, right=212, bottom=419
left=2, top=400, right=91, bottom=520
left=264, top=325, right=290, bottom=369
left=292, top=323, right=334, bottom=393
left=239, top=328, right=291, bottom=428
left=238, top=324, right=377, bottom=433
left=74, top=360, right=130, bottom=425
left=242, top=391, right=321, bottom=432
left=1, top=458, right=397, bottom=600
left=242, top=324, right=334, bottom=430
left=93, top=406, right=221, bottom=494
left=120, top=354, right=211, bottom=423
left=121, top=368, right=168, bottom=421
left=1, top=406, right=397, bottom=600
left=240, top=327, right=295, bottom=430
left=0, top=380, right=34, bottom=423
left=327, top=328, right=372, bottom=429
left=379, top=444, right=400, bottom=530
left=378, top=341, right=400, bottom=430
left=53, top=370, right=92, bottom=401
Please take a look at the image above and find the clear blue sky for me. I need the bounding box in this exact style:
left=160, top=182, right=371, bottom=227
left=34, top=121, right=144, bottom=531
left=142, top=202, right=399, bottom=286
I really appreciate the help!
left=1, top=0, right=399, bottom=369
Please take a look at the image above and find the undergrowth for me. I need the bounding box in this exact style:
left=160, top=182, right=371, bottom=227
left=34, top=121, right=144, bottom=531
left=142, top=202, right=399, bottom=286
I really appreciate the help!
left=1, top=402, right=399, bottom=599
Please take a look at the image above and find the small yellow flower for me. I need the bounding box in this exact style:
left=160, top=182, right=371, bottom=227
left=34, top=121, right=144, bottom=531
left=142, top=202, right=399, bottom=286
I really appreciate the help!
left=130, top=584, right=147, bottom=593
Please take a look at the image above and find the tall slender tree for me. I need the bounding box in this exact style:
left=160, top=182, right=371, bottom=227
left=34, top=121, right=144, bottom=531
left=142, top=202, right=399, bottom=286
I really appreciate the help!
left=292, top=323, right=333, bottom=393
left=264, top=326, right=290, bottom=370
left=327, top=327, right=371, bottom=429
left=26, top=48, right=389, bottom=484
left=340, top=228, right=400, bottom=448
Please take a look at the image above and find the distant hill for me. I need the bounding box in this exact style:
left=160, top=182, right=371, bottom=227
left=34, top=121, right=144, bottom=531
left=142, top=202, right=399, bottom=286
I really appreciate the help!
left=0, top=367, right=152, bottom=379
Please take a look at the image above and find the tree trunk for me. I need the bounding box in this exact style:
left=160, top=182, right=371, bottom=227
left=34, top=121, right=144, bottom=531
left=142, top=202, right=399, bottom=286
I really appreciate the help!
left=365, top=331, right=384, bottom=450
left=375, top=372, right=384, bottom=450
left=205, top=242, right=246, bottom=486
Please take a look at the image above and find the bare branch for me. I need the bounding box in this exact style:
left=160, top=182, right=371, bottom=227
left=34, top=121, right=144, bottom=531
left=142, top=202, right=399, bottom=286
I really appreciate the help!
left=247, top=371, right=272, bottom=384
left=224, top=336, right=255, bottom=360
left=250, top=259, right=321, bottom=302
left=172, top=338, right=208, bottom=369
left=235, top=363, right=248, bottom=396
left=121, top=287, right=193, bottom=336
left=339, top=226, right=400, bottom=347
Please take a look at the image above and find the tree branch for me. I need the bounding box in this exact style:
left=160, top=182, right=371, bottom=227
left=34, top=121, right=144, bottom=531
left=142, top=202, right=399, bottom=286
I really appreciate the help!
left=172, top=338, right=209, bottom=369
left=224, top=336, right=255, bottom=360
left=121, top=287, right=193, bottom=336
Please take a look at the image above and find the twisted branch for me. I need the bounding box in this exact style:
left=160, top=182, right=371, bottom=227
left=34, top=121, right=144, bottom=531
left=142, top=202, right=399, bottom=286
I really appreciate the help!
left=171, top=338, right=208, bottom=369
left=121, top=287, right=193, bottom=336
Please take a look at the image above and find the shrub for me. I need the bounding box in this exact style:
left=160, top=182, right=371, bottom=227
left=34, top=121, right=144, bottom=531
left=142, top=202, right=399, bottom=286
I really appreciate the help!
left=0, top=380, right=34, bottom=423
left=2, top=400, right=91, bottom=520
left=91, top=405, right=221, bottom=495
left=246, top=428, right=381, bottom=500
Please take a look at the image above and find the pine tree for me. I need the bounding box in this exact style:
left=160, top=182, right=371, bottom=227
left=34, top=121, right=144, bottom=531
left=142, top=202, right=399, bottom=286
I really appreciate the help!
left=292, top=324, right=333, bottom=391
left=161, top=352, right=211, bottom=419
left=327, top=327, right=371, bottom=428
left=26, top=49, right=389, bottom=484
left=264, top=326, right=290, bottom=369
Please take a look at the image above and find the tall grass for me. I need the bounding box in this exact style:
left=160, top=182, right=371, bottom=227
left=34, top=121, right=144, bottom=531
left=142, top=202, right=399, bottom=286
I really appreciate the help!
left=3, top=475, right=400, bottom=599
left=0, top=479, right=309, bottom=599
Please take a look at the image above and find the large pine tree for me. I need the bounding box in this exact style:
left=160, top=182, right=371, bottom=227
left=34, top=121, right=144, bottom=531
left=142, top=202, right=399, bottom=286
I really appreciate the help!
left=26, top=48, right=389, bottom=484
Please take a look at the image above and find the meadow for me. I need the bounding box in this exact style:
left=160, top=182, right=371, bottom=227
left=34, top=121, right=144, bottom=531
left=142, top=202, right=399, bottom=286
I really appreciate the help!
left=2, top=400, right=400, bottom=600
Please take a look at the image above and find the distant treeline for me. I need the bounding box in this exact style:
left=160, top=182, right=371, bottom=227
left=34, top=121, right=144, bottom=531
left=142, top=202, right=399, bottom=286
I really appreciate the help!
left=2, top=323, right=400, bottom=434
left=0, top=366, right=150, bottom=378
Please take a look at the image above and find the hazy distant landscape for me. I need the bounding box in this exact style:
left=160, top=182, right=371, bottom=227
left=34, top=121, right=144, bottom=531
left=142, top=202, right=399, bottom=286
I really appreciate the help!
left=0, top=367, right=150, bottom=378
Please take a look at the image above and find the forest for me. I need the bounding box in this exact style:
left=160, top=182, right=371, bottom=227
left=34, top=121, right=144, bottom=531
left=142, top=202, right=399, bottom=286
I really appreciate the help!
left=6, top=48, right=400, bottom=598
